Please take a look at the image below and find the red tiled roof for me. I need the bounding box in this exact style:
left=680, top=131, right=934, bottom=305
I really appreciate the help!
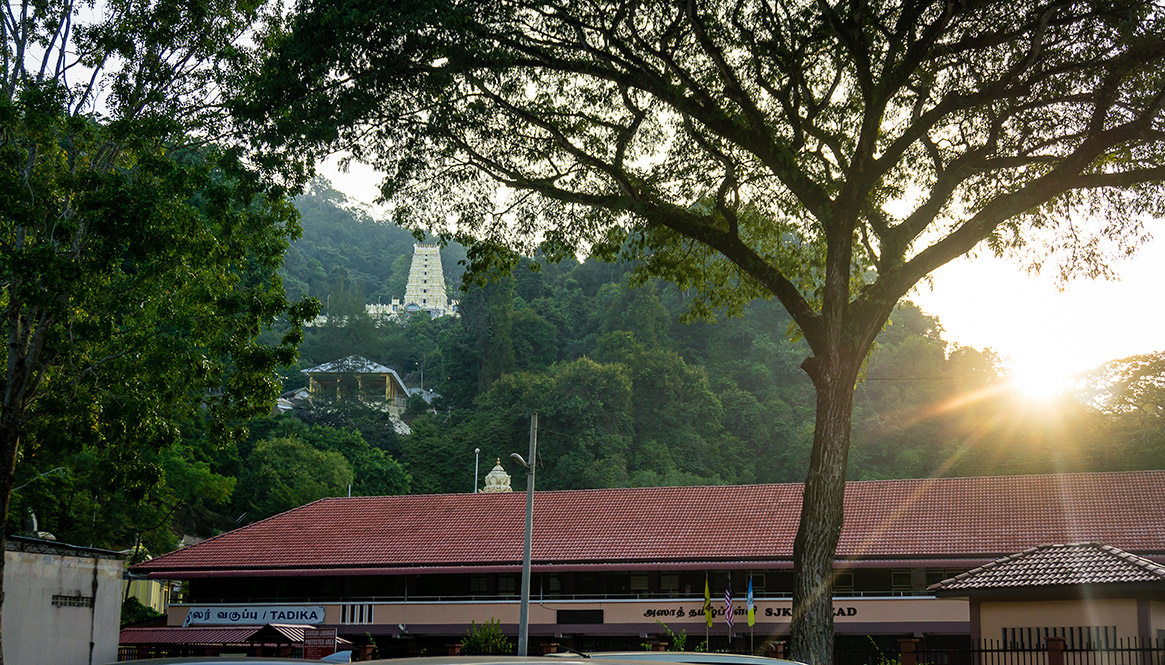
left=119, top=624, right=353, bottom=646
left=929, top=543, right=1165, bottom=591
left=134, top=470, right=1165, bottom=576
left=119, top=626, right=260, bottom=645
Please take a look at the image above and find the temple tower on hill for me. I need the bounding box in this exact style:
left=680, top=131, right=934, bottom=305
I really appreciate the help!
left=403, top=243, right=451, bottom=317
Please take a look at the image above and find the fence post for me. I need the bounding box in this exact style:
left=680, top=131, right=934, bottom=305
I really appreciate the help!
left=767, top=641, right=785, bottom=659
left=898, top=638, right=920, bottom=665
left=1046, top=636, right=1065, bottom=665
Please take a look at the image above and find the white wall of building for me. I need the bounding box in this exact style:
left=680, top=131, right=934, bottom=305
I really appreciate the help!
left=4, top=539, right=125, bottom=665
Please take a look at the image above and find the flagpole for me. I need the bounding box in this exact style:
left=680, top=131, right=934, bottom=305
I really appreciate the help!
left=724, top=580, right=733, bottom=650
left=704, top=573, right=710, bottom=650
left=747, top=574, right=755, bottom=654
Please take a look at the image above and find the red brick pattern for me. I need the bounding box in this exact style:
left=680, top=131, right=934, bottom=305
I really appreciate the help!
left=134, top=470, right=1165, bottom=575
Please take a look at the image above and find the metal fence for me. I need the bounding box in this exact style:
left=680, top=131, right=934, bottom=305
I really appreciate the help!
left=837, top=638, right=1165, bottom=665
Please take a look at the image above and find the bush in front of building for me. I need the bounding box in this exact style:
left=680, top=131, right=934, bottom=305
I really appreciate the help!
left=121, top=597, right=162, bottom=626
left=461, top=618, right=514, bottom=655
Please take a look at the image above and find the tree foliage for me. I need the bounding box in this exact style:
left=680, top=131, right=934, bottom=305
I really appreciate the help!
left=244, top=2, right=1165, bottom=660
left=235, top=436, right=354, bottom=520
left=1, top=1, right=314, bottom=655
left=121, top=597, right=163, bottom=627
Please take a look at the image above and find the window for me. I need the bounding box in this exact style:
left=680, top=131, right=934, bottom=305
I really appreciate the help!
left=630, top=575, right=649, bottom=592
left=750, top=574, right=766, bottom=591
left=834, top=572, right=854, bottom=589
left=341, top=604, right=374, bottom=624
left=660, top=574, right=679, bottom=592
left=1003, top=626, right=1116, bottom=649
left=498, top=576, right=517, bottom=594
left=470, top=576, right=488, bottom=594
left=892, top=570, right=913, bottom=591
left=925, top=569, right=964, bottom=587
left=547, top=576, right=561, bottom=593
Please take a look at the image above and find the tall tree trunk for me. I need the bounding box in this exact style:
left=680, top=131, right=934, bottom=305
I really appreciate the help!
left=0, top=418, right=22, bottom=665
left=2, top=293, right=44, bottom=665
left=789, top=354, right=860, bottom=665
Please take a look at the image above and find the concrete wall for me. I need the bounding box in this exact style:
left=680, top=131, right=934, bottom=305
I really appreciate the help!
left=979, top=598, right=1140, bottom=644
left=4, top=546, right=124, bottom=665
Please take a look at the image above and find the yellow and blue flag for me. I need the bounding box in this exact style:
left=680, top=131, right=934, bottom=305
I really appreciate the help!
left=703, top=576, right=713, bottom=627
left=746, top=577, right=755, bottom=627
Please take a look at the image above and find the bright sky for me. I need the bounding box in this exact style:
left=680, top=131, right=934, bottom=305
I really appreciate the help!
left=911, top=238, right=1165, bottom=381
left=320, top=157, right=1165, bottom=388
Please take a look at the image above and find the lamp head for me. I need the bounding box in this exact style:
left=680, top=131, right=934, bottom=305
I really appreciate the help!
left=509, top=452, right=529, bottom=469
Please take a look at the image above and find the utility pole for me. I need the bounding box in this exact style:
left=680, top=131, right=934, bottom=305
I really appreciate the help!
left=517, top=413, right=537, bottom=656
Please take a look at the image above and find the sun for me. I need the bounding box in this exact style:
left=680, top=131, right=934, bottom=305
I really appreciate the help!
left=1008, top=357, right=1074, bottom=401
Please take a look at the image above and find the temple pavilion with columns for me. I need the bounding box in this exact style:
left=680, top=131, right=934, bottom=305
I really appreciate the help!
left=302, top=355, right=409, bottom=414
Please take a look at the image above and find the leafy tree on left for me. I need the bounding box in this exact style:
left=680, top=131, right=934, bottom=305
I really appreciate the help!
left=0, top=0, right=314, bottom=655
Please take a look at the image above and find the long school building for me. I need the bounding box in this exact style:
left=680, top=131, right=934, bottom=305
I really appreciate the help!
left=133, top=470, right=1165, bottom=655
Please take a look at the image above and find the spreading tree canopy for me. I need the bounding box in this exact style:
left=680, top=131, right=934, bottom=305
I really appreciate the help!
left=241, top=0, right=1165, bottom=661
left=1, top=1, right=315, bottom=658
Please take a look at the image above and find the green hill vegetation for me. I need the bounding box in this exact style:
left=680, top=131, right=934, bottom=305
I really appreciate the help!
left=9, top=181, right=1163, bottom=554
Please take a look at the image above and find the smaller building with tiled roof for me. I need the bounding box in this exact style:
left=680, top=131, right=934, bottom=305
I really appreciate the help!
left=302, top=355, right=408, bottom=413
left=931, top=543, right=1165, bottom=594
left=931, top=543, right=1165, bottom=648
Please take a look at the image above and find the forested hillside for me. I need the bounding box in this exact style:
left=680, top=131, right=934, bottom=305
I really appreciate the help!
left=281, top=182, right=1163, bottom=492
left=9, top=181, right=1162, bottom=555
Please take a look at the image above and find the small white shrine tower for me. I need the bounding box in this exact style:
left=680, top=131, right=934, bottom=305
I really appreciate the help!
left=480, top=459, right=513, bottom=493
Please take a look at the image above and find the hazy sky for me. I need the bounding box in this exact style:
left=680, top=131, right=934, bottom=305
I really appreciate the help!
left=320, top=157, right=1164, bottom=380
left=912, top=238, right=1165, bottom=379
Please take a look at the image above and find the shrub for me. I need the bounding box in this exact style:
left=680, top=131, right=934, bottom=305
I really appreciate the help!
left=461, top=618, right=514, bottom=655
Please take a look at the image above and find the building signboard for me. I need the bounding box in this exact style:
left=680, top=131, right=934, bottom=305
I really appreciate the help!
left=303, top=628, right=338, bottom=659
left=181, top=605, right=326, bottom=626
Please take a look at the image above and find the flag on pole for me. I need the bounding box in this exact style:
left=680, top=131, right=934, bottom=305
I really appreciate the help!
left=703, top=576, right=714, bottom=627
left=746, top=577, right=755, bottom=627
left=724, top=581, right=734, bottom=628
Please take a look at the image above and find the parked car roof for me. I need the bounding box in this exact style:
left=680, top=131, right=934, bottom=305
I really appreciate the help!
left=101, top=658, right=327, bottom=664
left=549, top=652, right=804, bottom=665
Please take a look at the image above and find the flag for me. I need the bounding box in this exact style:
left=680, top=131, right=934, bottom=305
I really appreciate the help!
left=724, top=581, right=734, bottom=628
left=747, top=577, right=755, bottom=627
left=703, top=576, right=713, bottom=627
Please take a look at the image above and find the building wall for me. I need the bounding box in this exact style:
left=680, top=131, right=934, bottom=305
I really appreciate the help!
left=170, top=596, right=969, bottom=638
left=124, top=577, right=171, bottom=614
left=1151, top=600, right=1165, bottom=638
left=978, top=598, right=1140, bottom=645
left=4, top=547, right=124, bottom=665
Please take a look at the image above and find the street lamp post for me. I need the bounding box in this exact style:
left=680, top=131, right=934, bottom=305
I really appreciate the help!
left=510, top=413, right=538, bottom=656
left=474, top=448, right=481, bottom=493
